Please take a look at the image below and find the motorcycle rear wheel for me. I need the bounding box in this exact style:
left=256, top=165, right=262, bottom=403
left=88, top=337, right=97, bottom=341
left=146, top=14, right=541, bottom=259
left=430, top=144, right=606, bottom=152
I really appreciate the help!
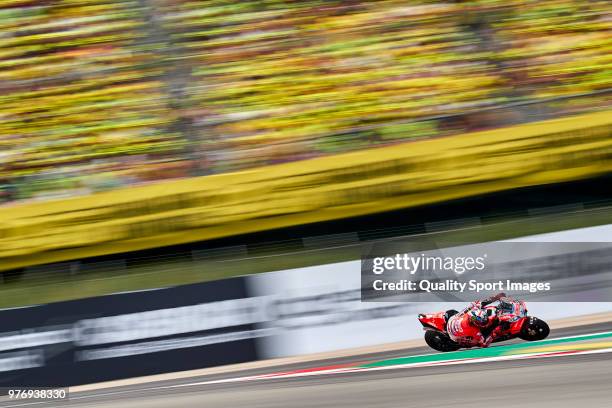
left=424, top=330, right=461, bottom=352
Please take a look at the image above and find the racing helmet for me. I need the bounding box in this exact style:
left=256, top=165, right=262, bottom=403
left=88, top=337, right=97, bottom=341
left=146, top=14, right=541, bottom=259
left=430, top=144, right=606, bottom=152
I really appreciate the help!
left=469, top=309, right=489, bottom=327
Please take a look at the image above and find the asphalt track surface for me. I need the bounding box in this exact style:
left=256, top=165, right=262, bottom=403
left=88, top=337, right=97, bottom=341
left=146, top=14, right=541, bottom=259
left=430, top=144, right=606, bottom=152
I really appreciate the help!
left=2, top=323, right=611, bottom=408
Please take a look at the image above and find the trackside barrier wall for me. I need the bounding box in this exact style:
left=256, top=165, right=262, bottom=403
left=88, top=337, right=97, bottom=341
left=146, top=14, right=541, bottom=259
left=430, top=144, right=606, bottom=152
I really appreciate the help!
left=1, top=225, right=611, bottom=386
left=0, top=277, right=259, bottom=387
left=1, top=110, right=611, bottom=271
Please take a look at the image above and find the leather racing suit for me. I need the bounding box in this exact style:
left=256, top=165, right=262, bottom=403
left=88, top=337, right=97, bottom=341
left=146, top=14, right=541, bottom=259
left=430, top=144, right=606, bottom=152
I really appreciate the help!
left=446, top=293, right=507, bottom=348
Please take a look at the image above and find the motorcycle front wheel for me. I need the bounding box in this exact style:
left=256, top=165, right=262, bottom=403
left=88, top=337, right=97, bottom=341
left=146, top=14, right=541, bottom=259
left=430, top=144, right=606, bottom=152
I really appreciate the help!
left=519, top=317, right=550, bottom=341
left=424, top=330, right=461, bottom=352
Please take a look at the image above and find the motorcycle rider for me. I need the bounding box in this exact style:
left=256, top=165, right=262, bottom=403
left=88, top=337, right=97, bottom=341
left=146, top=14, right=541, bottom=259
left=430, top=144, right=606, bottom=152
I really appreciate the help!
left=446, top=292, right=507, bottom=348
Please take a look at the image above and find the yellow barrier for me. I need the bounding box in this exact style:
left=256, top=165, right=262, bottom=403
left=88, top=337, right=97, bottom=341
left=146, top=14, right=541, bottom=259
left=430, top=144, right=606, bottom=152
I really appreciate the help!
left=1, top=110, right=611, bottom=271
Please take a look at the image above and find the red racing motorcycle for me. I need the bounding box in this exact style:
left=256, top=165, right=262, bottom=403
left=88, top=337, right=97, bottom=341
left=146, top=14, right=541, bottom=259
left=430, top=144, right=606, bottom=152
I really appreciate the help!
left=418, top=298, right=550, bottom=352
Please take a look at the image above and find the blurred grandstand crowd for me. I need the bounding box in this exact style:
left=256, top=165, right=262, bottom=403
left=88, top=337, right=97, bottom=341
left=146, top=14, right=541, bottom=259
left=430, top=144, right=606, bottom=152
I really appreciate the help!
left=0, top=0, right=610, bottom=204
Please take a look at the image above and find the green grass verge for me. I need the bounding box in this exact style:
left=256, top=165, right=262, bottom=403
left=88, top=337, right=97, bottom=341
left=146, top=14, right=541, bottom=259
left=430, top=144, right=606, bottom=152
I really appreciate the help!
left=1, top=205, right=612, bottom=309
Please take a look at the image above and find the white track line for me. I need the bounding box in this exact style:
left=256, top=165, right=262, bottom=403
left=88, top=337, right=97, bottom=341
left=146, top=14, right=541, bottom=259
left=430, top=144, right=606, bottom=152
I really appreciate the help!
left=4, top=344, right=609, bottom=408
left=171, top=346, right=612, bottom=387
